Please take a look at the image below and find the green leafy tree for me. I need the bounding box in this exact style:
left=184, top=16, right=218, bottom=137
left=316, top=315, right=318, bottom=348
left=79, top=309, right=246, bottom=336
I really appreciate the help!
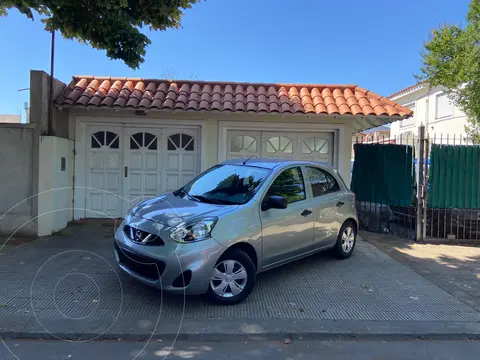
left=0, top=0, right=199, bottom=68
left=418, top=0, right=480, bottom=142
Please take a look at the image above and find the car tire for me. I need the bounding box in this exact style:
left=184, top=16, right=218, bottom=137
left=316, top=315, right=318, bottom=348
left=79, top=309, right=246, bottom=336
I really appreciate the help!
left=333, top=221, right=357, bottom=259
left=206, top=248, right=256, bottom=305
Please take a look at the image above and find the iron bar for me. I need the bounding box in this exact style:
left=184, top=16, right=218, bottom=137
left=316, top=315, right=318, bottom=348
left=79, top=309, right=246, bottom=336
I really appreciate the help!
left=416, top=125, right=425, bottom=242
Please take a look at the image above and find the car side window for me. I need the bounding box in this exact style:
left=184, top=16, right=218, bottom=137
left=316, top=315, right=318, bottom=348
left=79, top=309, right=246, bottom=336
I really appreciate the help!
left=306, top=166, right=340, bottom=197
left=266, top=167, right=306, bottom=204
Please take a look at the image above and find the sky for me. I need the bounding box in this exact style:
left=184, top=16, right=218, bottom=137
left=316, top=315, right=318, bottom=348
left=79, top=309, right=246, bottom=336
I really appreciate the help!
left=0, top=0, right=471, bottom=119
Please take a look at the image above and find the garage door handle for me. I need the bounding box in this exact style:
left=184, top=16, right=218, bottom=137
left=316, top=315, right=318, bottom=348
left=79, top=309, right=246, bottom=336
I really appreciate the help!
left=337, top=201, right=344, bottom=207
left=301, top=209, right=312, bottom=217
left=124, top=166, right=128, bottom=177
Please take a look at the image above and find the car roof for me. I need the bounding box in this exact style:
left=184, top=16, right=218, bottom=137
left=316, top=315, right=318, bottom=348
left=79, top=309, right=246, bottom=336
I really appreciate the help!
left=220, top=157, right=336, bottom=171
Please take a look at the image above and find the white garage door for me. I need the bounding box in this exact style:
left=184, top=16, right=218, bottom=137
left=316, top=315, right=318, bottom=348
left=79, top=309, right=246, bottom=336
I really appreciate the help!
left=227, top=130, right=334, bottom=165
left=85, top=125, right=200, bottom=218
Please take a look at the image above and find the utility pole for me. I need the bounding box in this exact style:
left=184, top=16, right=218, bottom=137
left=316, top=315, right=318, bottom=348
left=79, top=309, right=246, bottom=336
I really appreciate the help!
left=47, top=28, right=55, bottom=136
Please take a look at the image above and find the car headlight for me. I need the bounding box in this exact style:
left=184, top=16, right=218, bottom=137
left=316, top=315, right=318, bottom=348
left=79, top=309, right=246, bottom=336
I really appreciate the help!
left=169, top=218, right=217, bottom=243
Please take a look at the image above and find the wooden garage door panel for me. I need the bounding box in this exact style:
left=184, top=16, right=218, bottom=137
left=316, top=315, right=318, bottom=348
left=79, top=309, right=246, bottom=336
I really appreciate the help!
left=227, top=131, right=261, bottom=159
left=261, top=132, right=296, bottom=159
left=123, top=129, right=162, bottom=213
left=164, top=129, right=199, bottom=192
left=298, top=133, right=334, bottom=165
left=86, top=127, right=122, bottom=218
left=226, top=129, right=334, bottom=166
left=85, top=125, right=200, bottom=218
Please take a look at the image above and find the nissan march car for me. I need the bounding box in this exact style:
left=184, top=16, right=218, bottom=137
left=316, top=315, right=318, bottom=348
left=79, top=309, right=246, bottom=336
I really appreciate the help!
left=114, top=158, right=358, bottom=305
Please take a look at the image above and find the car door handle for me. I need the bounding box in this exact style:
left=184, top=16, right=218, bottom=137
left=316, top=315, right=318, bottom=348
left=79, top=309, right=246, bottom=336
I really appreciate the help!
left=336, top=201, right=344, bottom=207
left=301, top=209, right=312, bottom=217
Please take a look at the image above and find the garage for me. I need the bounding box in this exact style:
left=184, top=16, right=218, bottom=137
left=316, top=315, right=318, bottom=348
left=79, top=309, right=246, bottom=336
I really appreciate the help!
left=56, top=76, right=412, bottom=222
left=84, top=124, right=200, bottom=218
left=226, top=130, right=334, bottom=165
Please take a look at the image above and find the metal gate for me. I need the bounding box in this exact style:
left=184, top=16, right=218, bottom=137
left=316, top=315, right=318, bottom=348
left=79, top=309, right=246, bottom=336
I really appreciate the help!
left=352, top=133, right=417, bottom=239
left=352, top=126, right=480, bottom=242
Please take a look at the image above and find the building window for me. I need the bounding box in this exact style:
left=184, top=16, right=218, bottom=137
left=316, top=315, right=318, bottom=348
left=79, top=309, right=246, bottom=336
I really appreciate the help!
left=231, top=135, right=257, bottom=153
left=91, top=131, right=119, bottom=149
left=130, top=132, right=157, bottom=150
left=435, top=93, right=453, bottom=120
left=400, top=103, right=415, bottom=127
left=302, top=137, right=329, bottom=154
left=167, top=133, right=194, bottom=151
left=265, top=136, right=293, bottom=154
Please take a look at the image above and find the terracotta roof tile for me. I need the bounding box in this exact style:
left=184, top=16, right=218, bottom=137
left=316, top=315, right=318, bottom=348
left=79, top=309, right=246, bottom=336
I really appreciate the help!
left=258, top=102, right=268, bottom=112
left=126, top=82, right=145, bottom=108
left=269, top=102, right=279, bottom=113
left=55, top=76, right=413, bottom=119
left=138, top=82, right=156, bottom=108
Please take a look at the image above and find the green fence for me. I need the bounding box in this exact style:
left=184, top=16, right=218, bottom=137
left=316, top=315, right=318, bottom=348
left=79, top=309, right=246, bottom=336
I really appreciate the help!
left=429, top=144, right=480, bottom=209
left=351, top=144, right=414, bottom=206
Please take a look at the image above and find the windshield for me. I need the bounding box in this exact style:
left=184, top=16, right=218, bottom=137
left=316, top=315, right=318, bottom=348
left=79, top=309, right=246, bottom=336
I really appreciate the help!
left=176, top=164, right=271, bottom=205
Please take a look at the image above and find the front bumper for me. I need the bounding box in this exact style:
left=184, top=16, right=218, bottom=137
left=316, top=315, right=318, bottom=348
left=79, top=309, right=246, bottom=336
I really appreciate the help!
left=114, top=216, right=226, bottom=295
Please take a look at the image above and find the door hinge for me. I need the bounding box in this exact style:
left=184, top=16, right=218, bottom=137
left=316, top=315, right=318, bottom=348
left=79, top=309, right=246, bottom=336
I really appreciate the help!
left=72, top=148, right=76, bottom=156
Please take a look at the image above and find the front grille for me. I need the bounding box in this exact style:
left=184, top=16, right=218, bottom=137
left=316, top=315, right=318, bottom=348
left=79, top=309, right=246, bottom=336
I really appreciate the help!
left=124, top=225, right=164, bottom=246
left=115, top=242, right=165, bottom=280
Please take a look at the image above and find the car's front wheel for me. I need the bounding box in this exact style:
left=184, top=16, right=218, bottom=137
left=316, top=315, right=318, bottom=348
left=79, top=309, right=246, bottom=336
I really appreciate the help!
left=206, top=248, right=256, bottom=305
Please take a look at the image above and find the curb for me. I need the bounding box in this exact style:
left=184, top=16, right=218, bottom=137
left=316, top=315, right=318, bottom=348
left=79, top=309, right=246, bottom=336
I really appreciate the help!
left=1, top=318, right=480, bottom=341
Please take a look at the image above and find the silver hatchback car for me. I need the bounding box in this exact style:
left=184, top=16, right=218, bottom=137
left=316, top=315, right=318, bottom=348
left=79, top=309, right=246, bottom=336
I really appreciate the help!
left=115, top=158, right=358, bottom=304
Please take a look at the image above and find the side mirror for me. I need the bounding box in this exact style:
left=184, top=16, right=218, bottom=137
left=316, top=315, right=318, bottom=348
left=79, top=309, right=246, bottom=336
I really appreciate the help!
left=262, top=195, right=288, bottom=211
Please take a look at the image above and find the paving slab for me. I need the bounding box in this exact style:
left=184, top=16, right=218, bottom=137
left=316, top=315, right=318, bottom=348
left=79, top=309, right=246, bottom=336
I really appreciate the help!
left=0, top=220, right=479, bottom=340
left=361, top=231, right=480, bottom=312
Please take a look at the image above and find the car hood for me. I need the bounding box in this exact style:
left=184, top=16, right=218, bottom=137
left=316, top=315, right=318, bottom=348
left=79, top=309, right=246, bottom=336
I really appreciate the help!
left=132, top=193, right=238, bottom=227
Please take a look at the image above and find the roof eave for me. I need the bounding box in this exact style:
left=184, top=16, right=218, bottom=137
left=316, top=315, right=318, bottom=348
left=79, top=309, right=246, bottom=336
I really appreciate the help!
left=389, top=82, right=429, bottom=100
left=56, top=103, right=409, bottom=125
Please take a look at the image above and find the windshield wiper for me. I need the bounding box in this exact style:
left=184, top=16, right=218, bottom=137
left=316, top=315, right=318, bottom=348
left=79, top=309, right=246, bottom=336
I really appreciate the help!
left=189, top=194, right=220, bottom=204
left=189, top=194, right=236, bottom=205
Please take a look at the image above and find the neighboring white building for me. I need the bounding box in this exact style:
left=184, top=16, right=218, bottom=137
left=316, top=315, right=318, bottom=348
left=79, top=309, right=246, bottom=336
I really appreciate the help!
left=389, top=83, right=469, bottom=144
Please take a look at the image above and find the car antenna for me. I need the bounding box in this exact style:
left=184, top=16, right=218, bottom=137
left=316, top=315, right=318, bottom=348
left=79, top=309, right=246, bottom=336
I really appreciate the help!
left=242, top=154, right=256, bottom=165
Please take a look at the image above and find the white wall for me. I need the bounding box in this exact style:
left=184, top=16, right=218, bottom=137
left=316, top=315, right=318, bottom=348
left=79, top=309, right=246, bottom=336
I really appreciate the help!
left=390, top=86, right=469, bottom=144
left=37, top=136, right=74, bottom=236
left=0, top=124, right=37, bottom=236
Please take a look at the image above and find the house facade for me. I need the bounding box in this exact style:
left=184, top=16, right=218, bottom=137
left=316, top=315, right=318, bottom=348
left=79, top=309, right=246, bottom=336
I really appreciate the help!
left=56, top=77, right=411, bottom=220
left=0, top=71, right=412, bottom=236
left=389, top=82, right=469, bottom=143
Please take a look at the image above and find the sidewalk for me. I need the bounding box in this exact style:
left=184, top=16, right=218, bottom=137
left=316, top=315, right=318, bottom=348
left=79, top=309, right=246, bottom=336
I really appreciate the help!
left=361, top=231, right=480, bottom=312
left=0, top=220, right=479, bottom=341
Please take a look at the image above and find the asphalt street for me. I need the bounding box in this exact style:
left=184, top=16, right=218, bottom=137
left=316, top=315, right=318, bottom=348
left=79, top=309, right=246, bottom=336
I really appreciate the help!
left=0, top=339, right=479, bottom=360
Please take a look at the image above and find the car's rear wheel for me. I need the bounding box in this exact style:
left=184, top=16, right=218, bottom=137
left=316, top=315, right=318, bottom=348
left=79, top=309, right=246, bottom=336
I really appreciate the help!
left=333, top=221, right=357, bottom=259
left=207, top=248, right=256, bottom=305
